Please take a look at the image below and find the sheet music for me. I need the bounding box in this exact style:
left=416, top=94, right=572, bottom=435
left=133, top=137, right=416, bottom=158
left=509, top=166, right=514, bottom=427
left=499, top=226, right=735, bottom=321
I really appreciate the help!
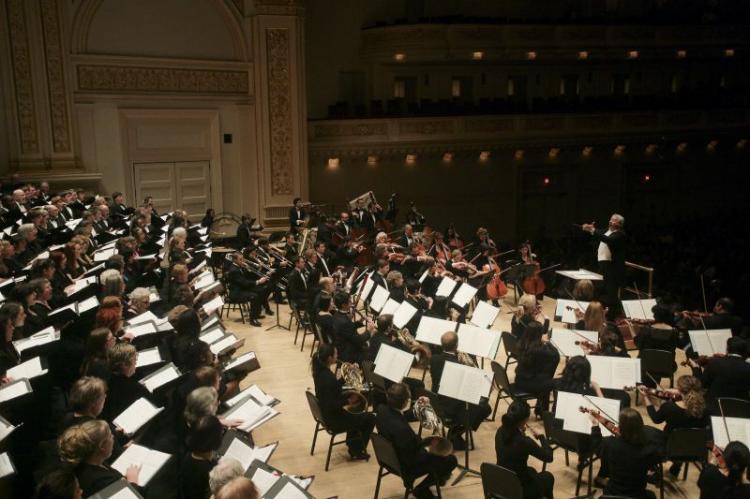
left=0, top=417, right=16, bottom=443
left=360, top=277, right=375, bottom=301
left=437, top=361, right=492, bottom=404
left=369, top=285, right=389, bottom=313
left=435, top=276, right=458, bottom=297
left=588, top=355, right=641, bottom=389
left=128, top=311, right=159, bottom=326
left=0, top=452, right=13, bottom=478
left=250, top=466, right=281, bottom=495
left=224, top=397, right=275, bottom=432
left=555, top=269, right=603, bottom=281
left=711, top=416, right=750, bottom=449
left=270, top=480, right=310, bottom=499
left=550, top=329, right=599, bottom=357
left=12, top=327, right=58, bottom=354
left=0, top=380, right=31, bottom=403
left=689, top=329, right=732, bottom=356
left=451, top=282, right=478, bottom=308
left=555, top=299, right=589, bottom=324
left=202, top=295, right=224, bottom=316
left=456, top=323, right=501, bottom=359
left=111, top=444, right=170, bottom=487
left=373, top=344, right=414, bottom=383
left=126, top=321, right=157, bottom=338
left=209, top=335, right=239, bottom=355
left=94, top=248, right=117, bottom=261
left=135, top=347, right=162, bottom=368
left=6, top=356, right=47, bottom=380
left=621, top=299, right=658, bottom=321
left=201, top=314, right=220, bottom=330
left=379, top=298, right=400, bottom=316
left=246, top=384, right=275, bottom=406
left=141, top=363, right=180, bottom=392
left=113, top=398, right=162, bottom=435
left=65, top=276, right=95, bottom=296
left=189, top=260, right=207, bottom=275
left=200, top=327, right=225, bottom=345
left=555, top=391, right=620, bottom=437
left=418, top=269, right=429, bottom=283
left=49, top=302, right=76, bottom=317
left=224, top=352, right=257, bottom=372
left=469, top=300, right=500, bottom=329
left=78, top=296, right=100, bottom=314
left=224, top=440, right=277, bottom=471
left=392, top=301, right=417, bottom=329
left=193, top=273, right=216, bottom=290
left=415, top=316, right=458, bottom=346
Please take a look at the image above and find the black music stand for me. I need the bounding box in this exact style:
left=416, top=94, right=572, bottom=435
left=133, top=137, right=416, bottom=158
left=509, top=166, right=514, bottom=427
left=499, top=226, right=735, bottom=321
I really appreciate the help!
left=504, top=263, right=535, bottom=304
left=265, top=299, right=289, bottom=331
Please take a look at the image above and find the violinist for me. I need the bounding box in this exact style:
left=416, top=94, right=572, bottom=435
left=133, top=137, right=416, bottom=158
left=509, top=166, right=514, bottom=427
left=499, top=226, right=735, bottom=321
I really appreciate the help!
left=404, top=279, right=432, bottom=334
left=386, top=271, right=405, bottom=302
left=639, top=375, right=709, bottom=478
left=399, top=224, right=416, bottom=249
left=446, top=249, right=476, bottom=282
left=401, top=242, right=434, bottom=280
left=590, top=408, right=662, bottom=498
left=575, top=301, right=627, bottom=356
left=335, top=211, right=353, bottom=241
left=572, top=279, right=595, bottom=302
left=679, top=297, right=744, bottom=338
left=430, top=231, right=451, bottom=265
left=514, top=323, right=559, bottom=417
left=635, top=304, right=679, bottom=385
left=690, top=337, right=750, bottom=411
left=446, top=224, right=463, bottom=250
left=698, top=441, right=750, bottom=499
left=511, top=294, right=549, bottom=339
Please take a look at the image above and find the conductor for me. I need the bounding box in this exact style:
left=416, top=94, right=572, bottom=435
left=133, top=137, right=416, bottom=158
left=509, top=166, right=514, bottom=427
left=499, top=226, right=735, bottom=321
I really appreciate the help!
left=581, top=213, right=627, bottom=304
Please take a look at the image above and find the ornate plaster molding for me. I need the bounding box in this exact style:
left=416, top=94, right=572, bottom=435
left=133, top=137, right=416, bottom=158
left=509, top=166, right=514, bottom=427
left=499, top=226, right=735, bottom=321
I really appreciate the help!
left=266, top=27, right=293, bottom=195
left=40, top=0, right=72, bottom=153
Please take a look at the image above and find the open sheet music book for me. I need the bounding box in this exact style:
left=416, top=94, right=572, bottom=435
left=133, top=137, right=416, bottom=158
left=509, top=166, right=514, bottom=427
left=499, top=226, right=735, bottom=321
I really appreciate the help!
left=127, top=311, right=160, bottom=326
left=369, top=285, right=389, bottom=313
left=113, top=397, right=163, bottom=435
left=140, top=363, right=181, bottom=393
left=223, top=351, right=261, bottom=376
left=264, top=475, right=315, bottom=499
left=689, top=329, right=732, bottom=356
left=209, top=334, right=243, bottom=356
left=451, top=282, right=477, bottom=308
left=469, top=300, right=500, bottom=329
left=415, top=316, right=458, bottom=346
left=554, top=299, right=589, bottom=324
left=555, top=391, right=621, bottom=437
left=225, top=384, right=278, bottom=408
left=0, top=378, right=32, bottom=403
left=218, top=430, right=278, bottom=471
left=135, top=347, right=163, bottom=368
left=0, top=452, right=15, bottom=479
left=587, top=356, right=641, bottom=390
left=125, top=321, right=158, bottom=339
left=379, top=298, right=401, bottom=316
left=392, top=301, right=417, bottom=329
left=621, top=299, right=658, bottom=321
left=550, top=329, right=599, bottom=357
left=437, top=361, right=492, bottom=405
left=456, top=323, right=501, bottom=359
left=222, top=396, right=278, bottom=432
left=6, top=356, right=47, bottom=380
left=86, top=479, right=144, bottom=499
left=202, top=295, right=224, bottom=316
left=711, top=416, right=750, bottom=449
left=199, top=326, right=225, bottom=345
left=12, top=327, right=59, bottom=355
left=373, top=343, right=414, bottom=383
left=435, top=276, right=458, bottom=297
left=111, top=444, right=171, bottom=487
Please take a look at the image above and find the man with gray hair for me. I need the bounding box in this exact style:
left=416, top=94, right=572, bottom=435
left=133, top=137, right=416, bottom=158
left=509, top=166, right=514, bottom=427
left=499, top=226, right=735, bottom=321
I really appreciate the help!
left=581, top=213, right=627, bottom=304
left=208, top=457, right=244, bottom=496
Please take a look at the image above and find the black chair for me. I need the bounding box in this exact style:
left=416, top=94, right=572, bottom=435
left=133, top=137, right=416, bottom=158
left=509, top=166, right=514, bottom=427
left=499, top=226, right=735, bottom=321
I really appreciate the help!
left=718, top=397, right=750, bottom=418
left=371, top=433, right=442, bottom=499
left=307, top=320, right=322, bottom=357
left=289, top=303, right=311, bottom=345
left=664, top=428, right=708, bottom=481
left=541, top=411, right=596, bottom=496
left=490, top=360, right=536, bottom=420
left=219, top=279, right=249, bottom=324
left=501, top=331, right=519, bottom=370
left=638, top=349, right=677, bottom=403
left=362, top=360, right=387, bottom=408
left=480, top=462, right=523, bottom=499
left=299, top=315, right=317, bottom=353
left=305, top=390, right=349, bottom=471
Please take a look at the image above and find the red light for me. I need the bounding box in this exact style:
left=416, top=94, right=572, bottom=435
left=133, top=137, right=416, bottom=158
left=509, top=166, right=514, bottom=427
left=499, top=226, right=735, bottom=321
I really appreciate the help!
left=643, top=174, right=651, bottom=182
left=543, top=177, right=550, bottom=185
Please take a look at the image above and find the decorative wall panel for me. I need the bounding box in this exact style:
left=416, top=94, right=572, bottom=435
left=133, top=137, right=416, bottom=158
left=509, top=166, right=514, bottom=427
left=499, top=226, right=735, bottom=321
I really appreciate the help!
left=6, top=0, right=39, bottom=154
left=265, top=28, right=293, bottom=195
left=40, top=0, right=72, bottom=153
left=76, top=65, right=249, bottom=94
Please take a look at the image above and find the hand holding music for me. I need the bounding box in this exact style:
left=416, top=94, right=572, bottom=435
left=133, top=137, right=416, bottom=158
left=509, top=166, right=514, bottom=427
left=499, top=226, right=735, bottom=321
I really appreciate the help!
left=125, top=464, right=141, bottom=483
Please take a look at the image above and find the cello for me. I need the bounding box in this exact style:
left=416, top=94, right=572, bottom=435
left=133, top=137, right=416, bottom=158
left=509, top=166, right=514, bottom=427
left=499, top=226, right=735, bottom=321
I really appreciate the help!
left=484, top=255, right=508, bottom=301
left=520, top=241, right=546, bottom=296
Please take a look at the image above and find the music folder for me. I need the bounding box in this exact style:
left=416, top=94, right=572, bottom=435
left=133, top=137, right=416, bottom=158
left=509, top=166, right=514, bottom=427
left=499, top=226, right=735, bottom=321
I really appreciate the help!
left=373, top=343, right=415, bottom=383
left=218, top=429, right=278, bottom=471
left=435, top=276, right=458, bottom=298
left=621, top=299, right=658, bottom=321
left=222, top=396, right=278, bottom=432
left=6, top=356, right=48, bottom=380
left=86, top=479, right=144, bottom=499
left=469, top=300, right=500, bottom=329
left=223, top=352, right=261, bottom=377
left=587, top=355, right=641, bottom=390
left=111, top=443, right=171, bottom=487
left=368, top=285, right=389, bottom=313
left=127, top=310, right=160, bottom=326
left=264, top=475, right=315, bottom=499
left=689, top=329, right=732, bottom=356
left=451, top=282, right=478, bottom=308
left=554, top=391, right=621, bottom=437
left=202, top=295, right=224, bottom=316
left=0, top=415, right=18, bottom=444
left=437, top=361, right=492, bottom=405
left=113, top=397, right=163, bottom=435
left=456, top=323, right=501, bottom=359
left=139, top=363, right=181, bottom=393
left=225, top=384, right=279, bottom=408
left=415, top=316, right=458, bottom=346
left=0, top=378, right=33, bottom=404
left=0, top=452, right=16, bottom=479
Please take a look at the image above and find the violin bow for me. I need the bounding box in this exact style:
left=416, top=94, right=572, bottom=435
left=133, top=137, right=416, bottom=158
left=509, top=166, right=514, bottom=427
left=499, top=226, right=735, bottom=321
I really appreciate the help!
left=700, top=273, right=709, bottom=314
left=633, top=282, right=648, bottom=321
left=564, top=288, right=587, bottom=317
left=719, top=399, right=731, bottom=450
left=583, top=395, right=618, bottom=425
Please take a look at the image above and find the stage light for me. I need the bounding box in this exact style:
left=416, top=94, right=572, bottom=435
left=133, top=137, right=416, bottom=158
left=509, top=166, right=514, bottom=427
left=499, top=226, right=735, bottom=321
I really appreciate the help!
left=548, top=147, right=560, bottom=159
left=707, top=140, right=718, bottom=152
left=738, top=139, right=748, bottom=149
left=725, top=48, right=735, bottom=57
left=442, top=152, right=453, bottom=163
left=676, top=142, right=688, bottom=153
left=643, top=174, right=651, bottom=183
left=405, top=154, right=417, bottom=165
left=514, top=149, right=524, bottom=160
left=393, top=53, right=406, bottom=62
left=472, top=51, right=484, bottom=60
left=479, top=151, right=491, bottom=162
left=367, top=155, right=377, bottom=166
left=676, top=49, right=687, bottom=59
left=526, top=51, right=537, bottom=60
left=582, top=146, right=593, bottom=157
left=645, top=144, right=658, bottom=155
left=577, top=51, right=589, bottom=60
left=327, top=157, right=340, bottom=169
left=614, top=145, right=626, bottom=156
left=628, top=50, right=639, bottom=59
left=543, top=176, right=551, bottom=186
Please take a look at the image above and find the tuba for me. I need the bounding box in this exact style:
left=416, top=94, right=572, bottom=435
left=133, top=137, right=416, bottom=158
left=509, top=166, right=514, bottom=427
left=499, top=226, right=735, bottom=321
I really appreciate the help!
left=340, top=362, right=368, bottom=414
left=413, top=398, right=453, bottom=456
left=395, top=327, right=432, bottom=368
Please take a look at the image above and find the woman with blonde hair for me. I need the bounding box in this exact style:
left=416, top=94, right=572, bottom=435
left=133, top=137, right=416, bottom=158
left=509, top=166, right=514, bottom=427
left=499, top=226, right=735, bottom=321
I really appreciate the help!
left=58, top=420, right=139, bottom=497
left=511, top=293, right=549, bottom=339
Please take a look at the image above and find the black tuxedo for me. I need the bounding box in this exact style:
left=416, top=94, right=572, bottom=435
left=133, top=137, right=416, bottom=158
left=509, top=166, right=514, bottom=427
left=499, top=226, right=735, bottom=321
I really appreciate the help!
left=286, top=268, right=308, bottom=308
left=226, top=264, right=263, bottom=318
left=332, top=310, right=370, bottom=363
left=591, top=228, right=627, bottom=302
left=700, top=354, right=750, bottom=409
left=289, top=207, right=306, bottom=233
left=236, top=223, right=254, bottom=248
left=430, top=351, right=491, bottom=431
left=315, top=250, right=334, bottom=277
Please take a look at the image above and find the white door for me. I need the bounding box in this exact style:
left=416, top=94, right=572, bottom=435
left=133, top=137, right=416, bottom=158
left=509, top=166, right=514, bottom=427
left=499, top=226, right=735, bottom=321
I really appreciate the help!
left=133, top=161, right=211, bottom=221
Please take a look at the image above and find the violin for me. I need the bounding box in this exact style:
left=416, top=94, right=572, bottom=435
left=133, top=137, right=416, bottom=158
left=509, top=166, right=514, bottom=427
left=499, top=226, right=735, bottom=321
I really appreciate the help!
left=574, top=339, right=602, bottom=353
left=709, top=444, right=729, bottom=476
left=624, top=385, right=683, bottom=401
left=680, top=353, right=726, bottom=367
left=447, top=224, right=464, bottom=250
left=579, top=407, right=620, bottom=435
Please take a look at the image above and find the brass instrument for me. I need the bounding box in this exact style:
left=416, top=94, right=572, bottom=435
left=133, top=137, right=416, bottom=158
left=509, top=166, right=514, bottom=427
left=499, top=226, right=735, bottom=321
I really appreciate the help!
left=298, top=228, right=310, bottom=257
left=457, top=351, right=478, bottom=368
left=340, top=362, right=368, bottom=414
left=413, top=398, right=453, bottom=456
left=395, top=327, right=431, bottom=368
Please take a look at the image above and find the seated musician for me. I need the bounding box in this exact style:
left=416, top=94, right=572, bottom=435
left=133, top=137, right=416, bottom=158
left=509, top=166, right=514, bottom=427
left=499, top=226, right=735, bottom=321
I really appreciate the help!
left=590, top=408, right=663, bottom=499
left=370, top=259, right=390, bottom=291
left=315, top=295, right=335, bottom=344
left=286, top=256, right=309, bottom=312
left=575, top=301, right=627, bottom=354
left=311, top=344, right=374, bottom=461
left=514, top=323, right=560, bottom=417
left=311, top=276, right=335, bottom=318
left=366, top=315, right=425, bottom=398
left=400, top=224, right=416, bottom=249
left=225, top=252, right=267, bottom=326
left=404, top=279, right=432, bottom=334
left=495, top=400, right=554, bottom=499
left=332, top=291, right=373, bottom=364
left=635, top=303, right=679, bottom=386
left=639, top=375, right=709, bottom=477
left=680, top=297, right=744, bottom=338
left=689, top=337, right=750, bottom=412
left=429, top=331, right=491, bottom=449
left=387, top=271, right=405, bottom=302
left=375, top=383, right=457, bottom=499
left=511, top=294, right=550, bottom=339
left=314, top=241, right=334, bottom=278
left=242, top=246, right=274, bottom=317
left=698, top=441, right=750, bottom=499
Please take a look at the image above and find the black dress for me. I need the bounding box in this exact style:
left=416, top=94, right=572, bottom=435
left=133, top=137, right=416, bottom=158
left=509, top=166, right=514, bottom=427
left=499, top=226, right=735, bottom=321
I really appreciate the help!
left=495, top=427, right=555, bottom=499
left=698, top=464, right=750, bottom=499
left=101, top=373, right=151, bottom=423
left=593, top=427, right=662, bottom=499
left=514, top=344, right=560, bottom=412
left=75, top=462, right=123, bottom=498
left=178, top=454, right=216, bottom=499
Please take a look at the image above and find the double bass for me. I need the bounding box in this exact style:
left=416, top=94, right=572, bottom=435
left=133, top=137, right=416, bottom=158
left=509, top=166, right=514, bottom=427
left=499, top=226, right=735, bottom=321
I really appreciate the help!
left=520, top=241, right=546, bottom=296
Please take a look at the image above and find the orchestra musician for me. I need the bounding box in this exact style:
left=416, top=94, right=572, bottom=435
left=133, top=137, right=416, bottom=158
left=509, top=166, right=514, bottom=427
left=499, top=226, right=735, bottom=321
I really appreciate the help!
left=335, top=211, right=353, bottom=240
left=697, top=441, right=750, bottom=499
left=679, top=297, right=744, bottom=338
left=511, top=294, right=550, bottom=339
left=580, top=213, right=627, bottom=304
left=366, top=315, right=425, bottom=397
left=370, top=259, right=390, bottom=291
left=495, top=400, right=554, bottom=499
left=226, top=252, right=268, bottom=326
left=513, top=322, right=560, bottom=417
left=236, top=214, right=258, bottom=249
left=314, top=241, right=334, bottom=278
left=386, top=271, right=405, bottom=302
left=688, top=337, right=750, bottom=412
left=375, top=384, right=457, bottom=499
left=332, top=291, right=373, bottom=364
left=283, top=232, right=298, bottom=262
left=286, top=256, right=309, bottom=312
left=400, top=224, right=416, bottom=249
left=311, top=343, right=375, bottom=461
left=288, top=197, right=306, bottom=234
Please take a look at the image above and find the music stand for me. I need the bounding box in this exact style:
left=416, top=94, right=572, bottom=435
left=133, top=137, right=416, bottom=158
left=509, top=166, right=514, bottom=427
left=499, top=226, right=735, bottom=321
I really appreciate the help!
left=504, top=263, right=534, bottom=304
left=437, top=363, right=492, bottom=485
